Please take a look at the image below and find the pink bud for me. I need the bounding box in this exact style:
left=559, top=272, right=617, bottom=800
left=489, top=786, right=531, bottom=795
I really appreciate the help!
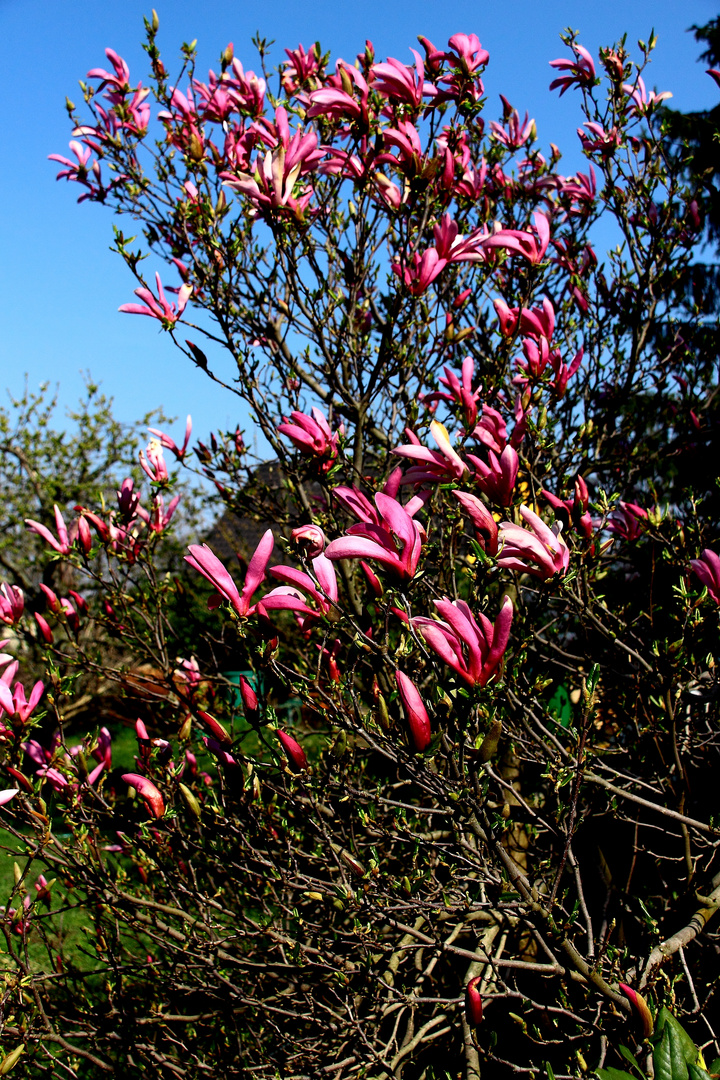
left=34, top=612, right=54, bottom=644
left=77, top=515, right=93, bottom=554
left=122, top=773, right=165, bottom=818
left=238, top=676, right=259, bottom=722
left=290, top=524, right=327, bottom=558
left=465, top=976, right=483, bottom=1027
left=619, top=983, right=653, bottom=1039
left=196, top=709, right=232, bottom=746
left=395, top=670, right=431, bottom=752
left=277, top=730, right=308, bottom=771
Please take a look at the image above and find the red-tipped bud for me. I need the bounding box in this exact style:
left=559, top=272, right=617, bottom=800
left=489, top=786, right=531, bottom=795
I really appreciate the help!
left=619, top=983, right=653, bottom=1039
left=465, top=976, right=483, bottom=1027
left=395, top=670, right=431, bottom=752
left=122, top=773, right=165, bottom=818
left=238, top=676, right=259, bottom=722
left=34, top=612, right=54, bottom=644
left=360, top=560, right=383, bottom=597
left=5, top=767, right=33, bottom=793
left=277, top=730, right=308, bottom=771
left=39, top=583, right=61, bottom=614
left=196, top=709, right=232, bottom=746
left=77, top=515, right=93, bottom=554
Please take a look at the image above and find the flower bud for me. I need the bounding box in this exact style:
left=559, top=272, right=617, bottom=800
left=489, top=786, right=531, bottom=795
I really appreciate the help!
left=277, top=730, right=308, bottom=771
left=619, top=983, right=653, bottom=1039
left=479, top=720, right=503, bottom=763
left=238, top=676, right=259, bottom=723
left=291, top=524, right=327, bottom=558
left=0, top=1044, right=25, bottom=1075
left=77, top=515, right=93, bottom=554
left=122, top=773, right=165, bottom=819
left=34, top=612, right=54, bottom=645
left=395, top=671, right=431, bottom=752
left=465, top=976, right=483, bottom=1027
left=197, top=709, right=232, bottom=746
left=178, top=782, right=201, bottom=819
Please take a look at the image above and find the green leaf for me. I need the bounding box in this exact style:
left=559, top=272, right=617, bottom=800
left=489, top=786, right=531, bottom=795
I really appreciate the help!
left=654, top=1029, right=674, bottom=1080
left=544, top=1065, right=556, bottom=1080
left=668, top=1026, right=690, bottom=1080
left=655, top=1008, right=698, bottom=1070
left=595, top=1069, right=637, bottom=1080
left=688, top=1065, right=713, bottom=1080
left=707, top=1059, right=720, bottom=1077
left=619, top=1045, right=644, bottom=1076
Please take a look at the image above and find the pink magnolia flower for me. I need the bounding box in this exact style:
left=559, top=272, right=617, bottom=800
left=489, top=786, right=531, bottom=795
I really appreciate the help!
left=392, top=421, right=467, bottom=485
left=622, top=76, right=672, bottom=115
left=483, top=212, right=550, bottom=265
left=185, top=530, right=274, bottom=616
left=0, top=679, right=44, bottom=724
left=606, top=502, right=648, bottom=542
left=262, top=553, right=338, bottom=628
left=122, top=773, right=165, bottom=818
left=202, top=736, right=238, bottom=769
left=490, top=103, right=535, bottom=149
left=377, top=119, right=424, bottom=173
left=549, top=346, right=584, bottom=397
left=26, top=504, right=72, bottom=555
left=493, top=297, right=555, bottom=341
left=307, top=63, right=370, bottom=126
left=471, top=404, right=508, bottom=454
left=117, top=477, right=140, bottom=521
left=393, top=248, right=448, bottom=295
left=325, top=492, right=425, bottom=583
left=690, top=549, right=720, bottom=604
left=220, top=131, right=318, bottom=221
left=412, top=595, right=513, bottom=687
left=577, top=122, right=621, bottom=155
left=282, top=42, right=324, bottom=95
left=370, top=51, right=436, bottom=109
left=542, top=476, right=593, bottom=539
left=277, top=408, right=342, bottom=472
left=707, top=69, right=720, bottom=89
left=87, top=48, right=130, bottom=92
left=148, top=415, right=192, bottom=460
left=549, top=45, right=596, bottom=96
left=119, top=273, right=192, bottom=325
left=139, top=439, right=169, bottom=483
left=395, top=670, right=431, bottom=752
left=0, top=584, right=24, bottom=626
left=498, top=506, right=570, bottom=579
left=136, top=493, right=181, bottom=534
left=467, top=445, right=519, bottom=507
left=48, top=140, right=102, bottom=188
left=453, top=490, right=499, bottom=555
left=422, top=357, right=481, bottom=430
left=446, top=33, right=489, bottom=75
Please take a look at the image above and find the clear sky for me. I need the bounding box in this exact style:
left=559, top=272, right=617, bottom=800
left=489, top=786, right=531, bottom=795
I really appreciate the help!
left=0, top=0, right=717, bottom=450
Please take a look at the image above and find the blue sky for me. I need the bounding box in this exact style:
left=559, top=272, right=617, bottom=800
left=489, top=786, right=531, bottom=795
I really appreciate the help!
left=0, top=0, right=717, bottom=450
